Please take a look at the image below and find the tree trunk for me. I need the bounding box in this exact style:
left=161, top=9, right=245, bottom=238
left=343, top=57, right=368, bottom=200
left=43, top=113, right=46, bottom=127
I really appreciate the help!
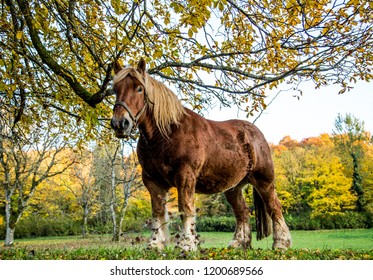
left=5, top=225, right=15, bottom=246
left=4, top=196, right=15, bottom=246
left=110, top=162, right=119, bottom=242
left=82, top=205, right=89, bottom=238
left=117, top=181, right=131, bottom=239
left=111, top=211, right=119, bottom=242
left=117, top=202, right=129, bottom=241
left=112, top=224, right=119, bottom=242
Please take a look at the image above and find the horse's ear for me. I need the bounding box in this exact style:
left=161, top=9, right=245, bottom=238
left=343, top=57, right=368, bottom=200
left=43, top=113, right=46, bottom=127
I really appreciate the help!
left=137, top=58, right=146, bottom=75
left=113, top=60, right=123, bottom=74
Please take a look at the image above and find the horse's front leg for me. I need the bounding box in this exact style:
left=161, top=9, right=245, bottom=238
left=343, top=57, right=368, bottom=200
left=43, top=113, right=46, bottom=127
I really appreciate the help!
left=175, top=166, right=199, bottom=251
left=143, top=175, right=169, bottom=250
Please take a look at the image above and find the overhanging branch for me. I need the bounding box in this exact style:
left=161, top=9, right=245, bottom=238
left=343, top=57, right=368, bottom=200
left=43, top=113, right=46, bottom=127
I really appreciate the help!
left=16, top=0, right=105, bottom=107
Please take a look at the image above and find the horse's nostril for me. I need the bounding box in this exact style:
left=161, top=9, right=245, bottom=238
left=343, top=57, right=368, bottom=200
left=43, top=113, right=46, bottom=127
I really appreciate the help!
left=111, top=117, right=130, bottom=131
left=121, top=118, right=130, bottom=130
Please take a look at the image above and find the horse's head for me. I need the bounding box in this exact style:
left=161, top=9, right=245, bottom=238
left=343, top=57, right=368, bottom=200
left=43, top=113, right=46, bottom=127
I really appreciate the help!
left=110, top=58, right=148, bottom=138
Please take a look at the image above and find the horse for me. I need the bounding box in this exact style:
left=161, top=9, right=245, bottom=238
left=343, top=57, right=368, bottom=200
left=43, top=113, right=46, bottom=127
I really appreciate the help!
left=110, top=58, right=292, bottom=251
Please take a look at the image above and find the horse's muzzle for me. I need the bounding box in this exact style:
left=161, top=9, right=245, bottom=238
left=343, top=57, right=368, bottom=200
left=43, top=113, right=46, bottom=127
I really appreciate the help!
left=110, top=117, right=133, bottom=138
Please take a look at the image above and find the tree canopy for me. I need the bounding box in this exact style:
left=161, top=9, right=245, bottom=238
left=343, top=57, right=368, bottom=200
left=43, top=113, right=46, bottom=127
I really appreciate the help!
left=1, top=0, right=372, bottom=138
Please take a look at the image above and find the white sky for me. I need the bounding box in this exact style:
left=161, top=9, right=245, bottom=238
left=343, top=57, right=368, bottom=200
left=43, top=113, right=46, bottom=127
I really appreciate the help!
left=206, top=80, right=373, bottom=144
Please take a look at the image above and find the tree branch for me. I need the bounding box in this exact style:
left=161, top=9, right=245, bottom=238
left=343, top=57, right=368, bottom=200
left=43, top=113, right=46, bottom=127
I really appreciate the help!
left=16, top=0, right=104, bottom=107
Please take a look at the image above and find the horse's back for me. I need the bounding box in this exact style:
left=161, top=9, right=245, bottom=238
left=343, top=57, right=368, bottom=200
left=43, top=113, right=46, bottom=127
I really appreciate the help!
left=211, top=117, right=274, bottom=172
left=180, top=110, right=274, bottom=193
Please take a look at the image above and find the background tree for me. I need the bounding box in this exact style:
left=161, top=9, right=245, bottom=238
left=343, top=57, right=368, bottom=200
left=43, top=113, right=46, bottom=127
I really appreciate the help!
left=65, top=150, right=100, bottom=238
left=29, top=174, right=77, bottom=219
left=0, top=113, right=75, bottom=245
left=195, top=193, right=233, bottom=217
left=333, top=113, right=371, bottom=212
left=360, top=143, right=373, bottom=214
left=114, top=142, right=143, bottom=241
left=93, top=140, right=143, bottom=241
left=272, top=141, right=307, bottom=214
left=300, top=135, right=356, bottom=218
left=91, top=144, right=113, bottom=230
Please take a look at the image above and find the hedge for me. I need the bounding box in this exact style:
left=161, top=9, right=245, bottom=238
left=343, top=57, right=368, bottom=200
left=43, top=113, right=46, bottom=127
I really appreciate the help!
left=194, top=212, right=372, bottom=232
left=0, top=215, right=82, bottom=239
left=285, top=212, right=373, bottom=230
left=1, top=211, right=371, bottom=240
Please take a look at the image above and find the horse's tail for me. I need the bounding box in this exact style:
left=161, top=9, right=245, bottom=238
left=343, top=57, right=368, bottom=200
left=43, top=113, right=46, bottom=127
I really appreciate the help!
left=253, top=188, right=272, bottom=240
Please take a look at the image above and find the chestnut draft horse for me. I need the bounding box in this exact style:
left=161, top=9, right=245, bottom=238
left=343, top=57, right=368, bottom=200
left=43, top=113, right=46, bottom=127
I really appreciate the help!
left=110, top=58, right=292, bottom=251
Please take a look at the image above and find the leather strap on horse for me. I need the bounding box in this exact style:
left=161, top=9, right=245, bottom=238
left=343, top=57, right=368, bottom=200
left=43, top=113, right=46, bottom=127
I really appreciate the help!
left=113, top=100, right=148, bottom=132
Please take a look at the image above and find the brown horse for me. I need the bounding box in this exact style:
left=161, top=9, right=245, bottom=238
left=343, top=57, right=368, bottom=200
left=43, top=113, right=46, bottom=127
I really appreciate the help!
left=110, top=58, right=292, bottom=251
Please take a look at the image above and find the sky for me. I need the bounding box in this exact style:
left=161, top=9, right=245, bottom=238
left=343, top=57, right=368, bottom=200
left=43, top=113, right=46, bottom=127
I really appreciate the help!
left=206, top=80, right=373, bottom=144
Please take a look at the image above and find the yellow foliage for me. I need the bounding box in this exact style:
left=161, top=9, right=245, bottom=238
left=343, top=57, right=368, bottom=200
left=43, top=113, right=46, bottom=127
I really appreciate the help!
left=1, top=0, right=372, bottom=134
left=360, top=144, right=373, bottom=214
left=271, top=133, right=371, bottom=216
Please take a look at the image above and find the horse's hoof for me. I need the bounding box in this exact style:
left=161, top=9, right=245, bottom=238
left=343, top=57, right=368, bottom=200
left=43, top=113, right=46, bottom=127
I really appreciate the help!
left=228, top=240, right=252, bottom=249
left=148, top=240, right=165, bottom=250
left=178, top=244, right=198, bottom=252
left=272, top=238, right=292, bottom=250
left=228, top=240, right=240, bottom=248
left=177, top=235, right=199, bottom=252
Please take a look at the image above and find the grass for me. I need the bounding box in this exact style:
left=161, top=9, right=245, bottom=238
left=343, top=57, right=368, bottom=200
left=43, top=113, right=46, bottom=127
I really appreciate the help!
left=200, top=229, right=373, bottom=250
left=1, top=229, right=372, bottom=260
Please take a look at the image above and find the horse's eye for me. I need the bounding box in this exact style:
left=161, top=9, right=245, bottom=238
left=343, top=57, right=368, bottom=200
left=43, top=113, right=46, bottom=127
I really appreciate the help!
left=137, top=86, right=143, bottom=94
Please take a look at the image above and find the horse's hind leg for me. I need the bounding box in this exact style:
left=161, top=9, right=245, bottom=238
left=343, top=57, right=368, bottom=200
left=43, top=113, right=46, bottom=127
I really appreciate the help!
left=224, top=182, right=252, bottom=249
left=253, top=177, right=292, bottom=249
left=143, top=174, right=169, bottom=250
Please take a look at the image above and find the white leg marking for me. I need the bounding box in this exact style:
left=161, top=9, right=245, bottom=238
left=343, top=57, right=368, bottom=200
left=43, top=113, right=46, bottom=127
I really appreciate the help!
left=148, top=213, right=169, bottom=250
left=177, top=215, right=199, bottom=251
left=228, top=222, right=252, bottom=249
left=272, top=217, right=292, bottom=249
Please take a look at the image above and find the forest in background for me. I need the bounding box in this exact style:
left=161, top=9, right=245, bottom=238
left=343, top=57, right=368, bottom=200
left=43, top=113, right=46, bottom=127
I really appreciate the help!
left=1, top=113, right=372, bottom=243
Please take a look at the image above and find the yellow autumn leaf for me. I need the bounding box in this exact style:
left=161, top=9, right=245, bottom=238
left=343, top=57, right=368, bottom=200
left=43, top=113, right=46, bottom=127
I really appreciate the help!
left=188, top=28, right=193, bottom=38
left=16, top=31, right=23, bottom=40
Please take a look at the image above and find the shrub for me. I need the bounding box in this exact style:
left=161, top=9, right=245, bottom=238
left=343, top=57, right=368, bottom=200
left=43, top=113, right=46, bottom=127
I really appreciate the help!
left=284, top=212, right=372, bottom=231
left=2, top=210, right=371, bottom=240
left=0, top=215, right=81, bottom=239
left=121, top=200, right=152, bottom=232
left=196, top=216, right=236, bottom=232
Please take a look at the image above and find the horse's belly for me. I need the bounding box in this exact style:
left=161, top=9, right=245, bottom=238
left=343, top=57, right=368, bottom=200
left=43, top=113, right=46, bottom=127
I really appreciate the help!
left=194, top=144, right=250, bottom=194
left=195, top=163, right=248, bottom=194
left=195, top=175, right=245, bottom=194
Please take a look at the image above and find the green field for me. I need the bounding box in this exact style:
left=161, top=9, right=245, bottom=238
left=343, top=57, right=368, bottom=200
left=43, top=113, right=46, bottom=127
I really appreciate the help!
left=201, top=229, right=373, bottom=250
left=1, top=229, right=372, bottom=260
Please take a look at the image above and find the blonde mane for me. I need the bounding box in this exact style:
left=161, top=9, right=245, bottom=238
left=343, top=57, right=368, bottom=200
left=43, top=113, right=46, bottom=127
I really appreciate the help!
left=113, top=67, right=185, bottom=137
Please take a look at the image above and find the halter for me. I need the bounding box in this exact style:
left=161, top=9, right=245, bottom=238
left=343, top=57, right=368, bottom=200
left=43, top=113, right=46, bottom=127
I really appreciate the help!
left=113, top=98, right=148, bottom=132
left=113, top=98, right=148, bottom=130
